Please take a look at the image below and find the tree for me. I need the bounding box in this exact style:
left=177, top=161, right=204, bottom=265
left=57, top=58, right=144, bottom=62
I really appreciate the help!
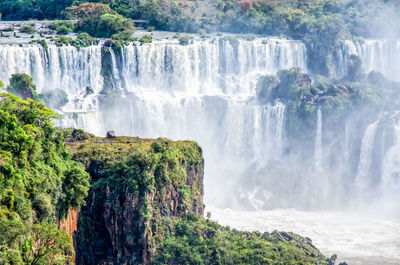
left=65, top=3, right=134, bottom=38
left=26, top=223, right=73, bottom=265
left=7, top=74, right=38, bottom=100
left=64, top=2, right=112, bottom=20
left=97, top=13, right=135, bottom=38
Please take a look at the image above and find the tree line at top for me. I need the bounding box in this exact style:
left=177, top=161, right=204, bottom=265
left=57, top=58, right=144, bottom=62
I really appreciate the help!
left=0, top=0, right=399, bottom=39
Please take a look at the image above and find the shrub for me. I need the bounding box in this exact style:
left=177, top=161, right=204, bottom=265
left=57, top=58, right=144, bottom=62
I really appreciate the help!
left=139, top=34, right=152, bottom=44
left=178, top=35, right=190, bottom=45
left=112, top=30, right=133, bottom=41
left=56, top=25, right=71, bottom=35
left=77, top=32, right=91, bottom=40
left=19, top=25, right=35, bottom=34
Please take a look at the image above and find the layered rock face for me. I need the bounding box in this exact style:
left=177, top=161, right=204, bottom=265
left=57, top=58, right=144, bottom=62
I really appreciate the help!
left=64, top=132, right=204, bottom=265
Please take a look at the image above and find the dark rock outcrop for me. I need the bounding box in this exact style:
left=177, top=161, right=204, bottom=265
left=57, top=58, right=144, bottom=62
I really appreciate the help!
left=106, top=130, right=116, bottom=138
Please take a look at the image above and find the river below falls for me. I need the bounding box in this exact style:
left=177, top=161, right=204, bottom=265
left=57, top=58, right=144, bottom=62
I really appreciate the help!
left=207, top=206, right=400, bottom=265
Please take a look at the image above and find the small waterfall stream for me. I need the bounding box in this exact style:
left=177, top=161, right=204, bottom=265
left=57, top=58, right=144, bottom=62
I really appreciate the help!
left=314, top=108, right=323, bottom=171
left=355, top=120, right=379, bottom=196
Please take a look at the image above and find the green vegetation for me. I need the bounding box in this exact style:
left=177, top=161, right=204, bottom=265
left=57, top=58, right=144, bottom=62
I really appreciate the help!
left=178, top=35, right=191, bottom=46
left=156, top=213, right=334, bottom=265
left=1, top=0, right=399, bottom=38
left=48, top=20, right=75, bottom=35
left=6, top=73, right=38, bottom=101
left=19, top=25, right=35, bottom=34
left=255, top=64, right=400, bottom=141
left=30, top=39, right=49, bottom=55
left=65, top=3, right=135, bottom=39
left=0, top=93, right=90, bottom=264
left=139, top=34, right=152, bottom=44
left=52, top=33, right=100, bottom=49
left=1, top=1, right=398, bottom=40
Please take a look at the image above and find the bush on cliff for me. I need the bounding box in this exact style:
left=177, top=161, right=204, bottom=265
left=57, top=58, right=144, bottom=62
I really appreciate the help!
left=0, top=93, right=90, bottom=264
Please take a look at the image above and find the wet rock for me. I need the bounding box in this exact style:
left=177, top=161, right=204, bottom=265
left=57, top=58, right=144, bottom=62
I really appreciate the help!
left=86, top=86, right=94, bottom=95
left=106, top=130, right=116, bottom=138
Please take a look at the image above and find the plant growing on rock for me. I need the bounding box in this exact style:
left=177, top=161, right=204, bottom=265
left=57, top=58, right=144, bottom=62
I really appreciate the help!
left=19, top=25, right=35, bottom=34
left=178, top=35, right=191, bottom=45
left=139, top=34, right=153, bottom=44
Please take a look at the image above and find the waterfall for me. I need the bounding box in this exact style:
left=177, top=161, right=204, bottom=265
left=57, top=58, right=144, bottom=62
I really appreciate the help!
left=314, top=108, right=322, bottom=171
left=355, top=120, right=379, bottom=195
left=381, top=122, right=400, bottom=194
left=109, top=48, right=121, bottom=88
left=264, top=101, right=286, bottom=158
left=336, top=40, right=400, bottom=81
left=344, top=119, right=351, bottom=166
left=120, top=38, right=307, bottom=95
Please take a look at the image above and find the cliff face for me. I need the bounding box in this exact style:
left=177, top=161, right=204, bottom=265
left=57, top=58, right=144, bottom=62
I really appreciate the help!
left=65, top=134, right=204, bottom=265
left=58, top=209, right=79, bottom=239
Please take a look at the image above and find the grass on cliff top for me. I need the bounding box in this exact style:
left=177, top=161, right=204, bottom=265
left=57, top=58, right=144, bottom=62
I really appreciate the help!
left=63, top=129, right=202, bottom=165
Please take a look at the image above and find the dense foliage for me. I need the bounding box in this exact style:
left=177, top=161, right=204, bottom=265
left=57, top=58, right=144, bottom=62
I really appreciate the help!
left=64, top=3, right=135, bottom=39
left=0, top=93, right=90, bottom=264
left=257, top=63, right=400, bottom=118
left=156, top=213, right=335, bottom=265
left=1, top=0, right=399, bottom=39
left=6, top=74, right=39, bottom=101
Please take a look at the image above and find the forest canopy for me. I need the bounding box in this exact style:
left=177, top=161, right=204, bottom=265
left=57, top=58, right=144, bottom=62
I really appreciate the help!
left=0, top=0, right=399, bottom=39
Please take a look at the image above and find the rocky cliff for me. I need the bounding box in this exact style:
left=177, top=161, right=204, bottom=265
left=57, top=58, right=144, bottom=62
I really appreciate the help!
left=60, top=129, right=334, bottom=265
left=64, top=131, right=204, bottom=264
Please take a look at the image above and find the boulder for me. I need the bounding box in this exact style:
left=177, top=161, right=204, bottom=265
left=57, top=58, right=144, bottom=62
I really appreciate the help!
left=106, top=130, right=116, bottom=138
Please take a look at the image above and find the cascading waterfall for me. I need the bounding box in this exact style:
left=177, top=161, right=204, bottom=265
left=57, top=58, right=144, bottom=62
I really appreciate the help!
left=355, top=120, right=379, bottom=197
left=109, top=47, right=122, bottom=88
left=0, top=44, right=103, bottom=95
left=263, top=101, right=286, bottom=158
left=335, top=39, right=400, bottom=81
left=381, top=120, right=400, bottom=203
left=314, top=108, right=323, bottom=171
left=120, top=38, right=307, bottom=95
